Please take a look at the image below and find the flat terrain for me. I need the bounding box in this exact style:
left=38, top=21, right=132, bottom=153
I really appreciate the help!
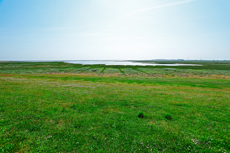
left=0, top=61, right=230, bottom=152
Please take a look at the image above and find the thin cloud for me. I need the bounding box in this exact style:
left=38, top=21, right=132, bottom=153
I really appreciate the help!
left=127, top=0, right=197, bottom=16
left=42, top=27, right=80, bottom=31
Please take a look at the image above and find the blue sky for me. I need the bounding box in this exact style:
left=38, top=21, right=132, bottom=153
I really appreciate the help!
left=0, top=0, right=230, bottom=60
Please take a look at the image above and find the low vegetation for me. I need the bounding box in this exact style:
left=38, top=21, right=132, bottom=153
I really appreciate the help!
left=0, top=61, right=229, bottom=152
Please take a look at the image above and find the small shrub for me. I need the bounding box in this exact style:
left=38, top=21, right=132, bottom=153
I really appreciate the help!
left=137, top=111, right=144, bottom=118
left=164, top=113, right=172, bottom=120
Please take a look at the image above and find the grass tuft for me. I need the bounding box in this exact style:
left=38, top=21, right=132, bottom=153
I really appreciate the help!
left=137, top=111, right=144, bottom=118
left=164, top=113, right=172, bottom=120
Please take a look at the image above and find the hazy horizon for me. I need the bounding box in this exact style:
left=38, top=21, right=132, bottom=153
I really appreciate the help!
left=1, top=57, right=230, bottom=61
left=0, top=0, right=230, bottom=60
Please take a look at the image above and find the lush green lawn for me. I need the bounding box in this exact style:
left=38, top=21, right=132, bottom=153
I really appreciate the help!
left=0, top=62, right=230, bottom=152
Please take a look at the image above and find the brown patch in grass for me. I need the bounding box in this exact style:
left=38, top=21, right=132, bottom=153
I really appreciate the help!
left=169, top=86, right=230, bottom=92
left=160, top=74, right=230, bottom=80
left=0, top=73, right=14, bottom=77
left=170, top=101, right=188, bottom=105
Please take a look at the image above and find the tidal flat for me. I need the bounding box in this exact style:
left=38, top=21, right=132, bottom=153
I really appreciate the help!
left=0, top=61, right=230, bottom=152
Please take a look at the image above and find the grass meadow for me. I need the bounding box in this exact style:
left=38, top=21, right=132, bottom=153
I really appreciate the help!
left=0, top=61, right=230, bottom=152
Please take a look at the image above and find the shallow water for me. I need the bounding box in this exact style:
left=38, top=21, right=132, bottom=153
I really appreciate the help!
left=65, top=60, right=197, bottom=66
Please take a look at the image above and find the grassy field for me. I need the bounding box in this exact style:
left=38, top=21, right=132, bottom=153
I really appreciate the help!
left=0, top=61, right=230, bottom=152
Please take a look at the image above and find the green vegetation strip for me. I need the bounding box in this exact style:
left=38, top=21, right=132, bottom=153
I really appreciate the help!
left=118, top=68, right=126, bottom=75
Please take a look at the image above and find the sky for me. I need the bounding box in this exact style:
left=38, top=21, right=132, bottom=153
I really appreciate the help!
left=0, top=0, right=230, bottom=60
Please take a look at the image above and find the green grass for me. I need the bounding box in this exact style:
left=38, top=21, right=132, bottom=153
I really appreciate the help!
left=0, top=61, right=230, bottom=152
